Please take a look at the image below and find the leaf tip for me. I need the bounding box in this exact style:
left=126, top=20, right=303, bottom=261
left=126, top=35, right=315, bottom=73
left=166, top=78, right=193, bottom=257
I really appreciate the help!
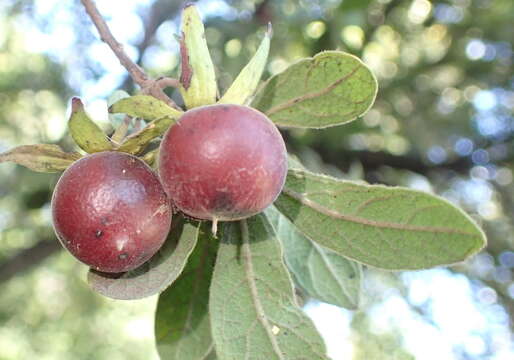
left=71, top=97, right=84, bottom=113
left=267, top=22, right=273, bottom=38
left=183, top=2, right=195, bottom=9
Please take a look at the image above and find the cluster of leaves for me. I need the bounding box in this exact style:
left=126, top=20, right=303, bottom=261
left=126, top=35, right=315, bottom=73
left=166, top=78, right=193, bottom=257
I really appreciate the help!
left=0, top=4, right=487, bottom=360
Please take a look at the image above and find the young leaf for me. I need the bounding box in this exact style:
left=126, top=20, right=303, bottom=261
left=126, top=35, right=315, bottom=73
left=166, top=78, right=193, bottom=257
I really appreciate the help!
left=69, top=98, right=113, bottom=153
left=107, top=90, right=131, bottom=127
left=116, top=114, right=178, bottom=155
left=87, top=215, right=200, bottom=300
left=276, top=169, right=487, bottom=270
left=109, top=95, right=183, bottom=121
left=209, top=216, right=328, bottom=360
left=218, top=25, right=271, bottom=105
left=179, top=3, right=218, bottom=108
left=266, top=206, right=362, bottom=310
left=155, top=223, right=218, bottom=360
left=252, top=51, right=378, bottom=128
left=0, top=144, right=81, bottom=173
left=142, top=148, right=159, bottom=168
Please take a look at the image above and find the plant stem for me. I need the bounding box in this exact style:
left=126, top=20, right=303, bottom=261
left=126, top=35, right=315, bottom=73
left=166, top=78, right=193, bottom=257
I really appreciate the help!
left=156, top=77, right=181, bottom=89
left=80, top=0, right=148, bottom=85
left=80, top=0, right=181, bottom=109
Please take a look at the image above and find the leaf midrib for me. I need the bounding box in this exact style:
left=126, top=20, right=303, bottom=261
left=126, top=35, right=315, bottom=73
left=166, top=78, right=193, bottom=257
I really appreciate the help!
left=240, top=220, right=285, bottom=360
left=282, top=187, right=478, bottom=237
left=175, top=239, right=212, bottom=359
left=265, top=65, right=361, bottom=116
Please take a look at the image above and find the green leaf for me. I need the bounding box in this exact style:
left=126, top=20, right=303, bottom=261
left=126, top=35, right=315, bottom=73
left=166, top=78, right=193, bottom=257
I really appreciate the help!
left=266, top=206, right=362, bottom=309
left=87, top=215, right=200, bottom=300
left=276, top=169, right=487, bottom=270
left=252, top=51, right=378, bottom=128
left=141, top=148, right=159, bottom=168
left=110, top=96, right=182, bottom=154
left=109, top=95, right=182, bottom=121
left=205, top=351, right=217, bottom=360
left=107, top=90, right=131, bottom=128
left=218, top=25, right=271, bottom=105
left=155, top=223, right=218, bottom=360
left=0, top=144, right=81, bottom=173
left=68, top=98, right=113, bottom=153
left=210, top=215, right=328, bottom=360
left=179, top=4, right=217, bottom=109
left=116, top=114, right=177, bottom=155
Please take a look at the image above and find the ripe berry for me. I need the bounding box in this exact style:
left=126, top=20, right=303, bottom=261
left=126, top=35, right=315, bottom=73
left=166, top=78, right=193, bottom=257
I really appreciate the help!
left=159, top=104, right=287, bottom=223
left=52, top=151, right=172, bottom=273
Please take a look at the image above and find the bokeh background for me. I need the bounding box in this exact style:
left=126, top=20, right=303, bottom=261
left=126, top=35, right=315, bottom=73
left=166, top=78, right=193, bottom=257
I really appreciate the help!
left=1, top=0, right=513, bottom=359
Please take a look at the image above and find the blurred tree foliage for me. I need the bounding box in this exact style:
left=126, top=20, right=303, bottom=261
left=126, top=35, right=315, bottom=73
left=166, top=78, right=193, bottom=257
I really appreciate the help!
left=0, top=0, right=513, bottom=359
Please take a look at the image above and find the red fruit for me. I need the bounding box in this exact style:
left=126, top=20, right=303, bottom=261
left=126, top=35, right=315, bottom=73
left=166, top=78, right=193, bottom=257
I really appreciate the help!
left=159, top=104, right=287, bottom=222
left=51, top=151, right=172, bottom=273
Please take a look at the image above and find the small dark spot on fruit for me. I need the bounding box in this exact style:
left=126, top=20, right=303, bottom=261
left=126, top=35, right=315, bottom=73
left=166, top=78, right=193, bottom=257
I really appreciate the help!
left=212, top=191, right=233, bottom=212
left=95, top=230, right=103, bottom=238
left=101, top=217, right=109, bottom=225
left=118, top=253, right=128, bottom=260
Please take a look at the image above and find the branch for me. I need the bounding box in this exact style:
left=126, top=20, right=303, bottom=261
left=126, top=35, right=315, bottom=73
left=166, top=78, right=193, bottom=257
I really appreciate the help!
left=80, top=0, right=148, bottom=85
left=121, top=0, right=186, bottom=91
left=156, top=76, right=180, bottom=89
left=0, top=240, right=61, bottom=283
left=80, top=0, right=180, bottom=109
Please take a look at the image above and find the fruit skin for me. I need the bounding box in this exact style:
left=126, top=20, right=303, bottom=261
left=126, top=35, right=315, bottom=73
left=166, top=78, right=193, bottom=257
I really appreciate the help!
left=51, top=151, right=172, bottom=273
left=159, top=104, right=287, bottom=221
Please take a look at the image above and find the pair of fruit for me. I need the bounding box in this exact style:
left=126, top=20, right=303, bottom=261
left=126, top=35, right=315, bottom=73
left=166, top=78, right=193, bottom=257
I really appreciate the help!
left=52, top=104, right=287, bottom=273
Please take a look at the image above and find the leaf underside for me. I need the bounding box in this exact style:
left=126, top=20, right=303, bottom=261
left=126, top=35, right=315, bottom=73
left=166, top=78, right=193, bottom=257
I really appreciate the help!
left=0, top=144, right=81, bottom=173
left=209, top=215, right=328, bottom=360
left=107, top=90, right=131, bottom=128
left=109, top=95, right=182, bottom=121
left=218, top=25, right=271, bottom=105
left=115, top=114, right=177, bottom=155
left=87, top=215, right=200, bottom=300
left=252, top=51, right=378, bottom=129
left=179, top=4, right=217, bottom=109
left=69, top=98, right=113, bottom=153
left=107, top=95, right=182, bottom=154
left=276, top=169, right=487, bottom=270
left=266, top=206, right=362, bottom=310
left=155, top=222, right=218, bottom=360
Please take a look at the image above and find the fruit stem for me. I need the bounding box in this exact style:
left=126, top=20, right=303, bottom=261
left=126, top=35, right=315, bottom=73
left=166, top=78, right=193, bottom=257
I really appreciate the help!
left=211, top=218, right=219, bottom=237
